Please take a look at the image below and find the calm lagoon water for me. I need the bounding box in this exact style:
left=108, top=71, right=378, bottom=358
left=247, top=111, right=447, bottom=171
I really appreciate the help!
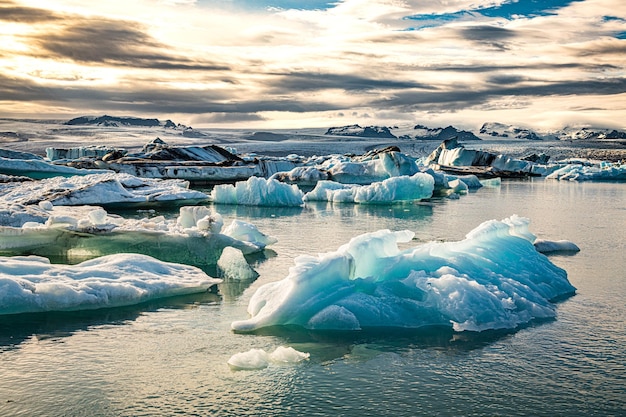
left=1, top=178, right=625, bottom=416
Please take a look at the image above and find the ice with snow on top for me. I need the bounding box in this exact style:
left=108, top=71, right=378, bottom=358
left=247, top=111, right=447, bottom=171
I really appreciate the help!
left=227, top=346, right=310, bottom=370
left=231, top=216, right=576, bottom=333
left=303, top=173, right=434, bottom=204
left=211, top=176, right=304, bottom=206
left=0, top=206, right=276, bottom=266
left=0, top=172, right=208, bottom=207
left=0, top=253, right=220, bottom=315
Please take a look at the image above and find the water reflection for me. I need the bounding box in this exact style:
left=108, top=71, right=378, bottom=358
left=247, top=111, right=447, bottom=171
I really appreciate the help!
left=0, top=291, right=221, bottom=350
left=244, top=322, right=555, bottom=364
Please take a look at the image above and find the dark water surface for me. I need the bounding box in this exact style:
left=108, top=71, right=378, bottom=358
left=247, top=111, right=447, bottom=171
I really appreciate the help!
left=1, top=179, right=625, bottom=416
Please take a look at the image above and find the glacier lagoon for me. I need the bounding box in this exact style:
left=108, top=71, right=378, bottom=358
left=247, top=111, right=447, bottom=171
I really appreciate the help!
left=0, top=179, right=624, bottom=416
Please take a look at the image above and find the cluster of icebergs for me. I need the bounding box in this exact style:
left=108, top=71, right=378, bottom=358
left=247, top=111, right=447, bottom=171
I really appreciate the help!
left=1, top=139, right=585, bottom=369
left=424, top=137, right=626, bottom=181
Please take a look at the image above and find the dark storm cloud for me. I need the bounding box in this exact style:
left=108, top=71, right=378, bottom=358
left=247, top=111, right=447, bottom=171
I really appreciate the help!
left=460, top=25, right=517, bottom=41
left=458, top=25, right=516, bottom=50
left=266, top=72, right=434, bottom=93
left=370, top=77, right=626, bottom=111
left=0, top=1, right=62, bottom=23
left=430, top=62, right=618, bottom=73
left=0, top=73, right=340, bottom=115
left=0, top=0, right=227, bottom=71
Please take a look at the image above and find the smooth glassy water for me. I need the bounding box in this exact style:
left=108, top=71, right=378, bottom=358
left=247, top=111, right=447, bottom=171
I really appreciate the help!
left=1, top=178, right=625, bottom=416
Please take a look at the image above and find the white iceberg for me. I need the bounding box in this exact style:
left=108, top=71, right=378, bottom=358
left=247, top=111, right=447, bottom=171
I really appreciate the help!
left=227, top=346, right=310, bottom=371
left=231, top=216, right=576, bottom=333
left=0, top=253, right=220, bottom=315
left=0, top=172, right=208, bottom=207
left=303, top=173, right=435, bottom=204
left=211, top=176, right=304, bottom=206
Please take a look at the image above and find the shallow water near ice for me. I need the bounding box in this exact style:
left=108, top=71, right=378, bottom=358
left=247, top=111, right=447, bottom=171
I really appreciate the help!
left=1, top=179, right=625, bottom=416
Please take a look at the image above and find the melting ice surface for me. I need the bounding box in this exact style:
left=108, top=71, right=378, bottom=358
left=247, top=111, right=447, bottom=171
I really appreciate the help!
left=232, top=216, right=576, bottom=333
left=0, top=253, right=220, bottom=315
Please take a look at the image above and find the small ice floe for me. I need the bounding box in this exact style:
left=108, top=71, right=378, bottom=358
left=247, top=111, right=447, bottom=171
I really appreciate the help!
left=534, top=239, right=580, bottom=254
left=227, top=346, right=310, bottom=371
left=0, top=253, right=220, bottom=315
left=232, top=215, right=576, bottom=333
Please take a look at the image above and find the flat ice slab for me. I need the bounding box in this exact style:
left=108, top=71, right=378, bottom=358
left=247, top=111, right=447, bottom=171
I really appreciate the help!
left=0, top=172, right=208, bottom=207
left=0, top=253, right=220, bottom=315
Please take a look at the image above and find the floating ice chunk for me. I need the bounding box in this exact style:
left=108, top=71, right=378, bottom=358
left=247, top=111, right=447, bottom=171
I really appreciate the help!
left=227, top=348, right=270, bottom=370
left=222, top=219, right=278, bottom=248
left=0, top=173, right=208, bottom=207
left=270, top=166, right=330, bottom=186
left=445, top=174, right=483, bottom=189
left=227, top=346, right=310, bottom=371
left=38, top=201, right=54, bottom=211
left=88, top=208, right=108, bottom=226
left=269, top=346, right=310, bottom=364
left=231, top=216, right=576, bottom=333
left=211, top=176, right=304, bottom=206
left=0, top=206, right=274, bottom=266
left=546, top=162, right=626, bottom=181
left=217, top=247, right=259, bottom=280
left=175, top=206, right=223, bottom=233
left=321, top=151, right=419, bottom=184
left=534, top=239, right=580, bottom=253
left=0, top=254, right=220, bottom=315
left=304, top=173, right=434, bottom=204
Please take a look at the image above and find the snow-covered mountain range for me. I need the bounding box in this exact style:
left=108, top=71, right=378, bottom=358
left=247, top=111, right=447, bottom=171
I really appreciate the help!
left=325, top=121, right=626, bottom=141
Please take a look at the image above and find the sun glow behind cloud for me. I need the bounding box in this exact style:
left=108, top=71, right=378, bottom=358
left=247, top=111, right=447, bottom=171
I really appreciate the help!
left=0, top=0, right=625, bottom=129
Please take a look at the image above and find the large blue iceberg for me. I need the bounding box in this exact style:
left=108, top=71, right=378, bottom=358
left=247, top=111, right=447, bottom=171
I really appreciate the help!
left=232, top=216, right=576, bottom=333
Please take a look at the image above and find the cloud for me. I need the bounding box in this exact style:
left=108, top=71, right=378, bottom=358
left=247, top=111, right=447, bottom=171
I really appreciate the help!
left=25, top=18, right=229, bottom=71
left=0, top=0, right=625, bottom=129
left=265, top=71, right=435, bottom=93
left=0, top=1, right=63, bottom=23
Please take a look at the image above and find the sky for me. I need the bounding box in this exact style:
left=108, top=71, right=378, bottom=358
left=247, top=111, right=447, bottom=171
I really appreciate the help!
left=1, top=0, right=625, bottom=130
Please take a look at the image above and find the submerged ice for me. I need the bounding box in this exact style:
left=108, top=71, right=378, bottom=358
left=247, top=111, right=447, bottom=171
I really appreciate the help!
left=231, top=216, right=576, bottom=333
